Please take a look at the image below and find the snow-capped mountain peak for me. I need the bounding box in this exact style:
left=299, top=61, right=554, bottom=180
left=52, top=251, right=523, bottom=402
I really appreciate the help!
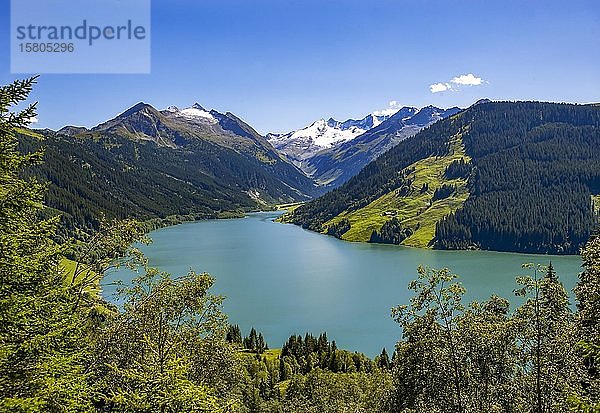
left=267, top=116, right=371, bottom=164
left=267, top=108, right=406, bottom=163
left=295, top=118, right=362, bottom=148
left=267, top=109, right=404, bottom=165
left=166, top=103, right=217, bottom=123
left=191, top=102, right=207, bottom=111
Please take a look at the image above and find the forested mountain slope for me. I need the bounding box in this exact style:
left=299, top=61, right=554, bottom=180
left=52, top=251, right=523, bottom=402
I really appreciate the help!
left=284, top=101, right=600, bottom=254
left=90, top=102, right=321, bottom=200
left=18, top=102, right=322, bottom=238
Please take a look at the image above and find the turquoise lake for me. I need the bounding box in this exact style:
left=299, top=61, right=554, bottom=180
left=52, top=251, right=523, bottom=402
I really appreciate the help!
left=103, top=212, right=583, bottom=357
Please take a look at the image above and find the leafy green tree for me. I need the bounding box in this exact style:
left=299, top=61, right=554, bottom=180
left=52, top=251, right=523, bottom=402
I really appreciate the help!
left=283, top=368, right=392, bottom=413
left=389, top=264, right=579, bottom=413
left=91, top=268, right=242, bottom=412
left=391, top=266, right=466, bottom=412
left=458, top=295, right=519, bottom=412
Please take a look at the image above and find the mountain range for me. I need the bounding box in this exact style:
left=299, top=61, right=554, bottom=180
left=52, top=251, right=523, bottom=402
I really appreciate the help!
left=26, top=100, right=460, bottom=237
left=21, top=97, right=599, bottom=254
left=66, top=101, right=323, bottom=200
left=266, top=112, right=394, bottom=164
left=268, top=105, right=460, bottom=188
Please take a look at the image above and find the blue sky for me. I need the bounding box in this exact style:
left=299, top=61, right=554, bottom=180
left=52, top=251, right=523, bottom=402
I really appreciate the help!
left=1, top=0, right=599, bottom=133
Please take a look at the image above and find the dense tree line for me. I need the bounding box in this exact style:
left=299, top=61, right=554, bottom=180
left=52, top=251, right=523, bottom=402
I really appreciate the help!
left=287, top=101, right=600, bottom=254
left=227, top=325, right=268, bottom=354
left=435, top=103, right=600, bottom=254
left=326, top=218, right=351, bottom=239
left=444, top=158, right=472, bottom=179
left=240, top=357, right=392, bottom=413
left=2, top=79, right=600, bottom=412
left=236, top=332, right=391, bottom=412
left=280, top=333, right=375, bottom=376
left=370, top=217, right=413, bottom=244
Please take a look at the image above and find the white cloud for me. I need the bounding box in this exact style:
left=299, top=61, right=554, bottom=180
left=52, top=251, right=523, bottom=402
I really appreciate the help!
left=430, top=82, right=452, bottom=93
left=373, top=100, right=402, bottom=116
left=429, top=73, right=486, bottom=93
left=28, top=116, right=38, bottom=124
left=451, top=73, right=483, bottom=86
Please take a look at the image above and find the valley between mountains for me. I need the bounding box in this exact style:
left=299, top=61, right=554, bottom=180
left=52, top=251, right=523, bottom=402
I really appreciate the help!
left=20, top=99, right=600, bottom=254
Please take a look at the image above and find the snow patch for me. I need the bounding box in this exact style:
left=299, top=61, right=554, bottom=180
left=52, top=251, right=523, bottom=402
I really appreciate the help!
left=286, top=119, right=366, bottom=149
left=167, top=103, right=218, bottom=124
left=178, top=107, right=216, bottom=122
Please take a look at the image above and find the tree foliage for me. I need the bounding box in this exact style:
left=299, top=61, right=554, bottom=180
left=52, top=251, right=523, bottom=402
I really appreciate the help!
left=571, top=230, right=600, bottom=411
left=370, top=217, right=413, bottom=245
left=387, top=262, right=587, bottom=413
left=91, top=269, right=241, bottom=412
left=326, top=218, right=351, bottom=239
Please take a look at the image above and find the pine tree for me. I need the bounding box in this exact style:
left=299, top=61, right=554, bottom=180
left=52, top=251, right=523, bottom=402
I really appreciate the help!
left=226, top=324, right=243, bottom=345
left=377, top=348, right=391, bottom=370
left=515, top=263, right=580, bottom=412
left=245, top=327, right=259, bottom=352
left=329, top=340, right=339, bottom=372
left=0, top=77, right=92, bottom=411
left=257, top=333, right=266, bottom=354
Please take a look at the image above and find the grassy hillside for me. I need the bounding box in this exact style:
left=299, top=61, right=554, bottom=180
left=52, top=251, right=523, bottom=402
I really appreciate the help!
left=323, top=132, right=470, bottom=247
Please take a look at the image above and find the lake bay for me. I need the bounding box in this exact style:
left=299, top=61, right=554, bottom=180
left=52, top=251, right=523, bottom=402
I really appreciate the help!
left=103, top=212, right=582, bottom=357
